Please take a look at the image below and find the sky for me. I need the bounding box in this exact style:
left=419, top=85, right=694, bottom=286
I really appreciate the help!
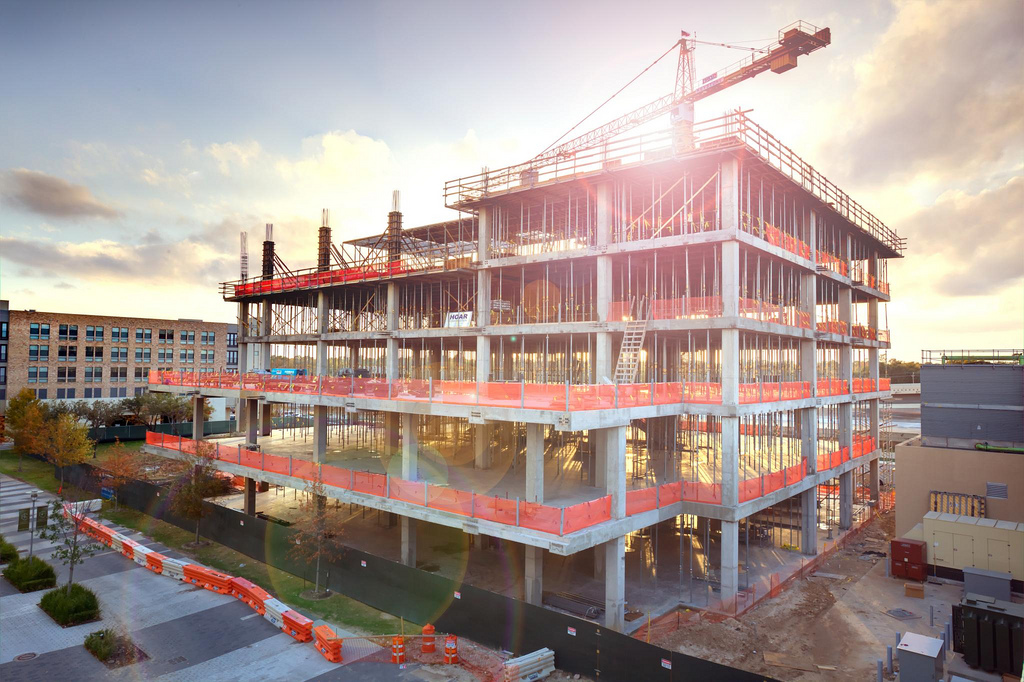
left=0, top=0, right=1021, bottom=361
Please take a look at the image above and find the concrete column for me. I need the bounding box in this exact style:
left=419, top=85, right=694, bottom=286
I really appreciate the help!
left=316, top=291, right=329, bottom=375
left=593, top=543, right=605, bottom=580
left=720, top=158, right=739, bottom=233
left=474, top=423, right=492, bottom=469
left=386, top=283, right=399, bottom=382
left=800, top=488, right=817, bottom=555
left=476, top=206, right=492, bottom=383
left=401, top=517, right=416, bottom=567
left=475, top=335, right=491, bottom=383
left=869, top=456, right=880, bottom=501
left=237, top=302, right=250, bottom=435
left=604, top=426, right=626, bottom=519
left=839, top=469, right=853, bottom=530
left=525, top=545, right=543, bottom=606
left=721, top=417, right=740, bottom=507
left=245, top=398, right=259, bottom=446
left=525, top=423, right=544, bottom=503
left=721, top=327, right=739, bottom=406
left=191, top=395, right=205, bottom=441
left=384, top=413, right=400, bottom=463
left=313, top=405, right=328, bottom=463
left=593, top=428, right=607, bottom=488
left=259, top=300, right=271, bottom=373
left=401, top=413, right=417, bottom=480
left=721, top=240, right=740, bottom=318
left=720, top=519, right=739, bottom=603
left=801, top=211, right=818, bottom=475
left=604, top=535, right=625, bottom=631
left=595, top=182, right=614, bottom=384
left=260, top=402, right=272, bottom=437
left=243, top=477, right=257, bottom=516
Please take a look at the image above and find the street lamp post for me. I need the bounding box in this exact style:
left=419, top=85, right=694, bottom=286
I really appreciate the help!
left=28, top=491, right=38, bottom=558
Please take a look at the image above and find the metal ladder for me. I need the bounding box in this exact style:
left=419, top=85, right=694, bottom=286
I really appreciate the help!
left=613, top=298, right=649, bottom=384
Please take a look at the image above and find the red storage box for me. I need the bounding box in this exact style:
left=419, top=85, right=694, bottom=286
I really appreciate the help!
left=906, top=562, right=928, bottom=582
left=891, top=538, right=926, bottom=564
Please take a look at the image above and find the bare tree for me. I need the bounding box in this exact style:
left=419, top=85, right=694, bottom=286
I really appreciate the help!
left=40, top=497, right=100, bottom=588
left=288, top=469, right=347, bottom=597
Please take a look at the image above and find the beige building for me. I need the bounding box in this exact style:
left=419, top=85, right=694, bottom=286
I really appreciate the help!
left=0, top=300, right=237, bottom=408
left=895, top=438, right=1024, bottom=538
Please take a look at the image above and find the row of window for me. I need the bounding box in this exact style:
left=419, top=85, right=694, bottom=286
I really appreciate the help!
left=30, top=323, right=234, bottom=346
left=51, top=367, right=158, bottom=382
left=30, top=387, right=141, bottom=400
left=25, top=345, right=226, bottom=364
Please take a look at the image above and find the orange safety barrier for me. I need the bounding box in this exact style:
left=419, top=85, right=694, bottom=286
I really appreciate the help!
left=443, top=635, right=459, bottom=664
left=120, top=537, right=138, bottom=561
left=816, top=378, right=850, bottom=396
left=625, top=487, right=658, bottom=516
left=658, top=481, right=683, bottom=506
left=518, top=501, right=561, bottom=534
left=389, top=478, right=426, bottom=505
left=683, top=480, right=722, bottom=504
left=183, top=564, right=233, bottom=595
left=422, top=624, right=436, bottom=653
left=281, top=610, right=314, bottom=642
left=561, top=496, right=612, bottom=535
left=472, top=494, right=518, bottom=525
left=230, top=576, right=271, bottom=614
left=352, top=471, right=387, bottom=497
left=314, top=624, right=343, bottom=663
left=145, top=552, right=165, bottom=574
left=426, top=486, right=474, bottom=516
left=391, top=636, right=406, bottom=664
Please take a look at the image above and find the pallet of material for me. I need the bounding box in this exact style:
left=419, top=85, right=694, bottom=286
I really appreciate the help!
left=504, top=648, right=556, bottom=681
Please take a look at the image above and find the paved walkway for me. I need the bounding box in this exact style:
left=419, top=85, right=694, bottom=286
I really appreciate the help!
left=0, top=474, right=412, bottom=681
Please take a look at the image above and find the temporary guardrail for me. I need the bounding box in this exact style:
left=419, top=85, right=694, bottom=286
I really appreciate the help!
left=149, top=371, right=889, bottom=413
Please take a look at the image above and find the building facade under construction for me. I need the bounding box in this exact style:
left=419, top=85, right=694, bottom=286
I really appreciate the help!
left=145, top=106, right=902, bottom=629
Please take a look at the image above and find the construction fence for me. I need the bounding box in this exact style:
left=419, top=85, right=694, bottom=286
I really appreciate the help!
left=60, top=462, right=774, bottom=682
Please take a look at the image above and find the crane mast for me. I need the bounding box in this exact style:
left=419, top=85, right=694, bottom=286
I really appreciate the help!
left=536, top=21, right=830, bottom=162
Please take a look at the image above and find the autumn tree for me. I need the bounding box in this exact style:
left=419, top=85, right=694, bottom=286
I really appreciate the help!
left=169, top=440, right=221, bottom=545
left=103, top=439, right=141, bottom=510
left=43, top=413, right=94, bottom=490
left=288, top=469, right=346, bottom=597
left=5, top=388, right=46, bottom=471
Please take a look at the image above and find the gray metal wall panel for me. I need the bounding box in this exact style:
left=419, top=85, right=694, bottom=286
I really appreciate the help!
left=922, top=406, right=1024, bottom=441
left=922, top=365, right=1023, bottom=407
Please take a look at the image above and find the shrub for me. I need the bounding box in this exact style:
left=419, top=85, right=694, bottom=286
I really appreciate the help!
left=2, top=555, right=57, bottom=592
left=0, top=540, right=18, bottom=564
left=40, top=583, right=100, bottom=626
left=84, top=628, right=143, bottom=667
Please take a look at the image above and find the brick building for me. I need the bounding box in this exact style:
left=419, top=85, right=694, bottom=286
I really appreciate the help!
left=0, top=300, right=237, bottom=408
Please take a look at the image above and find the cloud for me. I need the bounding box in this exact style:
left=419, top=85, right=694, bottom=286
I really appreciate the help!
left=54, top=282, right=75, bottom=289
left=894, top=175, right=1023, bottom=296
left=1, top=169, right=121, bottom=219
left=207, top=141, right=262, bottom=176
left=827, top=0, right=1024, bottom=184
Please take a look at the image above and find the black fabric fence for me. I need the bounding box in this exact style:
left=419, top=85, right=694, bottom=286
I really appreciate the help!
left=88, top=420, right=237, bottom=443
left=62, top=462, right=773, bottom=682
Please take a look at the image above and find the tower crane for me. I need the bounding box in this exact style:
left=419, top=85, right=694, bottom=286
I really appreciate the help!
left=535, top=20, right=830, bottom=163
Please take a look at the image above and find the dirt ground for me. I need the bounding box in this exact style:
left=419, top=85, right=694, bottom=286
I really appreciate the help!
left=656, top=510, right=916, bottom=682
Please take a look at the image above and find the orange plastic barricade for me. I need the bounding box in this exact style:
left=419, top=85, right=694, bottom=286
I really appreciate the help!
left=183, top=565, right=233, bottom=595
left=561, top=496, right=612, bottom=535
left=443, top=635, right=459, bottom=664
left=625, top=488, right=658, bottom=516
left=314, top=624, right=343, bottom=663
left=120, top=537, right=138, bottom=561
left=262, top=597, right=288, bottom=628
left=391, top=636, right=406, bottom=664
left=145, top=552, right=165, bottom=574
left=229, top=577, right=270, bottom=614
left=421, top=624, right=436, bottom=653
left=472, top=495, right=517, bottom=525
left=389, top=479, right=426, bottom=506
left=518, top=502, right=561, bottom=534
left=281, top=610, right=314, bottom=642
left=426, top=486, right=473, bottom=516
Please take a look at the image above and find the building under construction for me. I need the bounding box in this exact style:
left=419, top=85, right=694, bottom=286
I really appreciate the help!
left=146, top=22, right=903, bottom=630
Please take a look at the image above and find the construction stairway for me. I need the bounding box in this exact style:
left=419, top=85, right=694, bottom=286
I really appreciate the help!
left=613, top=300, right=649, bottom=384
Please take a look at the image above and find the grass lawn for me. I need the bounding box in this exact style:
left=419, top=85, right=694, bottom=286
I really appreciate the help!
left=100, top=505, right=403, bottom=635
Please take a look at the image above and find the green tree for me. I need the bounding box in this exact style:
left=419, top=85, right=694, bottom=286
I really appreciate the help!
left=43, top=413, right=94, bottom=489
left=288, top=469, right=346, bottom=596
left=39, top=498, right=100, bottom=588
left=169, top=440, right=221, bottom=545
left=5, top=388, right=46, bottom=471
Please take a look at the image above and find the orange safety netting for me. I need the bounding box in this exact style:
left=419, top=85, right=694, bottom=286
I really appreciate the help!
left=625, top=488, right=658, bottom=515
left=561, top=496, right=611, bottom=534
left=472, top=495, right=518, bottom=525
left=683, top=480, right=722, bottom=504
left=389, top=478, right=425, bottom=505
left=658, top=481, right=682, bottom=506
left=517, top=501, right=562, bottom=534
left=426, top=485, right=473, bottom=516
left=352, top=471, right=387, bottom=497
left=233, top=261, right=410, bottom=297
